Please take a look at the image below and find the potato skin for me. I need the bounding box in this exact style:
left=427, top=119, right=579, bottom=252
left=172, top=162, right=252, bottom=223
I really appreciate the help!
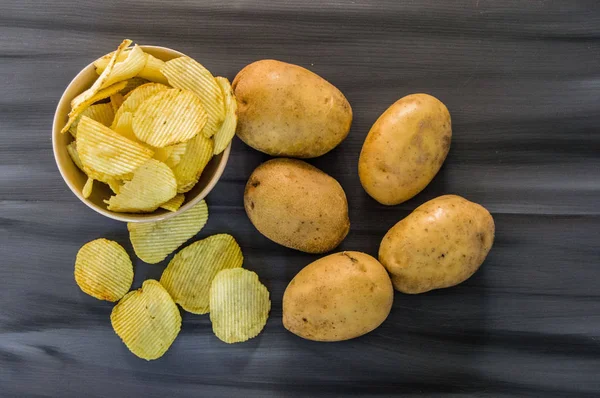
left=233, top=60, right=352, bottom=158
left=244, top=158, right=350, bottom=253
left=283, top=251, right=393, bottom=342
left=358, top=93, right=452, bottom=205
left=379, top=195, right=494, bottom=294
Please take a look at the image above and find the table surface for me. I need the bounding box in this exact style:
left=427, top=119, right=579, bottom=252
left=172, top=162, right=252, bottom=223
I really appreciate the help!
left=1, top=1, right=599, bottom=397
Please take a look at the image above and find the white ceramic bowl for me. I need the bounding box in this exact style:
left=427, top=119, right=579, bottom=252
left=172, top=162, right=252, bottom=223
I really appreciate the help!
left=52, top=45, right=230, bottom=223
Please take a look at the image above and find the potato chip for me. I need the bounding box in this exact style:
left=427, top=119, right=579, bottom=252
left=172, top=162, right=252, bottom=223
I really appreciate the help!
left=67, top=141, right=122, bottom=192
left=138, top=53, right=169, bottom=85
left=121, top=77, right=149, bottom=97
left=94, top=49, right=129, bottom=74
left=128, top=199, right=208, bottom=264
left=160, top=193, right=185, bottom=212
left=132, top=88, right=207, bottom=147
left=110, top=93, right=124, bottom=113
left=164, top=142, right=187, bottom=168
left=160, top=234, right=243, bottom=314
left=102, top=44, right=147, bottom=89
left=112, top=111, right=137, bottom=141
left=210, top=268, right=270, bottom=344
left=111, top=279, right=181, bottom=361
left=172, top=133, right=214, bottom=193
left=213, top=77, right=238, bottom=155
left=161, top=57, right=225, bottom=138
left=67, top=141, right=85, bottom=171
left=153, top=145, right=174, bottom=162
left=106, top=159, right=177, bottom=213
left=77, top=116, right=154, bottom=176
left=82, top=177, right=94, bottom=199
left=61, top=81, right=127, bottom=134
left=68, top=103, right=114, bottom=137
left=74, top=238, right=133, bottom=302
left=112, top=83, right=169, bottom=128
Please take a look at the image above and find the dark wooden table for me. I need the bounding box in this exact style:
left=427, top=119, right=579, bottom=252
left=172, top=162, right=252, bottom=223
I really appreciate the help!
left=2, top=1, right=599, bottom=397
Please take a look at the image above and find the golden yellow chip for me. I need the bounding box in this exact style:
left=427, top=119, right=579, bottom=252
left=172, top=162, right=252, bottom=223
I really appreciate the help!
left=172, top=133, right=214, bottom=193
left=82, top=177, right=94, bottom=199
left=210, top=268, right=271, bottom=344
left=121, top=77, right=149, bottom=97
left=110, top=93, right=124, bottom=113
left=94, top=49, right=129, bottom=74
left=138, top=53, right=169, bottom=85
left=132, top=88, right=207, bottom=147
left=164, top=142, right=187, bottom=168
left=106, top=159, right=177, bottom=213
left=128, top=199, right=208, bottom=264
left=213, top=77, right=238, bottom=155
left=112, top=111, right=137, bottom=141
left=102, top=44, right=147, bottom=89
left=74, top=238, right=133, bottom=302
left=111, top=279, right=181, bottom=361
left=160, top=193, right=185, bottom=212
left=67, top=141, right=85, bottom=171
left=112, top=82, right=169, bottom=128
left=160, top=234, right=242, bottom=314
left=68, top=102, right=114, bottom=137
left=152, top=145, right=174, bottom=162
left=77, top=116, right=154, bottom=176
left=161, top=57, right=225, bottom=138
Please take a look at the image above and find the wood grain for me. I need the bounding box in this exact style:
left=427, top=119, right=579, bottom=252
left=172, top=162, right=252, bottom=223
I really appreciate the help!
left=1, top=0, right=599, bottom=396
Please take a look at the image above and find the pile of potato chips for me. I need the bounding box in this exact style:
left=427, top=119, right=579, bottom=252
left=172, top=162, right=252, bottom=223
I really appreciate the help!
left=74, top=199, right=271, bottom=360
left=63, top=39, right=238, bottom=213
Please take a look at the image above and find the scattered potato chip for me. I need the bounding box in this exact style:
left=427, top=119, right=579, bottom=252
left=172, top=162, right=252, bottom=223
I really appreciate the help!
left=77, top=116, right=154, bottom=176
left=210, top=268, right=270, bottom=344
left=160, top=193, right=185, bottom=212
left=164, top=142, right=187, bottom=168
left=160, top=234, right=242, bottom=314
left=138, top=53, right=169, bottom=85
left=62, top=81, right=127, bottom=134
left=132, top=88, right=207, bottom=147
left=68, top=103, right=114, bottom=137
left=128, top=199, right=208, bottom=264
left=112, top=83, right=169, bottom=128
left=74, top=238, right=133, bottom=302
left=102, top=44, right=147, bottom=89
left=111, top=280, right=181, bottom=361
left=161, top=57, right=225, bottom=138
left=213, top=77, right=238, bottom=155
left=82, top=177, right=94, bottom=198
left=106, top=159, right=177, bottom=213
left=172, top=133, right=214, bottom=193
left=110, top=93, right=124, bottom=113
left=67, top=141, right=85, bottom=171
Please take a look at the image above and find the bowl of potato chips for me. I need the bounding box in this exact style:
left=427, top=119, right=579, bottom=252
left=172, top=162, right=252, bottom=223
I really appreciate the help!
left=53, top=40, right=236, bottom=222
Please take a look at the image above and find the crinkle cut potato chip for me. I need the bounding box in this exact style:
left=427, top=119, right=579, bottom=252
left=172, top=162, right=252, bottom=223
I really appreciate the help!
left=213, top=77, right=238, bottom=155
left=67, top=141, right=123, bottom=193
left=111, top=280, right=181, bottom=361
left=74, top=238, right=133, bottom=302
left=128, top=199, right=208, bottom=264
left=82, top=177, right=94, bottom=199
left=102, top=44, right=147, bottom=89
left=112, top=83, right=169, bottom=128
left=121, top=77, right=149, bottom=97
left=210, top=268, right=271, bottom=344
left=69, top=103, right=114, bottom=137
left=161, top=57, right=225, bottom=138
left=160, top=193, right=185, bottom=212
left=132, top=88, right=208, bottom=148
left=112, top=111, right=137, bottom=141
left=138, top=53, right=169, bottom=85
left=77, top=116, right=154, bottom=177
left=160, top=234, right=243, bottom=314
left=172, top=133, right=213, bottom=193
left=106, top=159, right=177, bottom=213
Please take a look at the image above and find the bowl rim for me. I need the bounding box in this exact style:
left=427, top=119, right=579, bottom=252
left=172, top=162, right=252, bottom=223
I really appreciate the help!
left=52, top=45, right=231, bottom=223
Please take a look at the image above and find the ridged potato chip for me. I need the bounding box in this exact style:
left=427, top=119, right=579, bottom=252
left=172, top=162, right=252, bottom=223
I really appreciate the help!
left=121, top=77, right=149, bottom=97
left=128, top=199, right=208, bottom=264
left=138, top=53, right=169, bottom=85
left=160, top=193, right=185, bottom=212
left=68, top=103, right=114, bottom=137
left=102, top=44, right=147, bottom=89
left=112, top=111, right=137, bottom=141
left=77, top=116, right=154, bottom=176
left=172, top=133, right=214, bottom=193
left=106, top=159, right=177, bottom=213
left=164, top=142, right=187, bottom=168
left=111, top=280, right=181, bottom=361
left=160, top=234, right=243, bottom=314
left=74, top=238, right=133, bottom=302
left=110, top=93, right=124, bottom=113
left=210, top=268, right=271, bottom=344
left=132, top=88, right=207, bottom=147
left=82, top=177, right=94, bottom=199
left=94, top=48, right=129, bottom=74
left=161, top=57, right=225, bottom=138
left=213, top=77, right=238, bottom=155
left=112, top=83, right=169, bottom=128
left=67, top=141, right=122, bottom=193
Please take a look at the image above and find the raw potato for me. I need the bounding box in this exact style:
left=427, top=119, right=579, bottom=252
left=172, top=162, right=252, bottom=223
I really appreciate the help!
left=379, top=195, right=495, bottom=294
left=244, top=158, right=350, bottom=253
left=359, top=93, right=452, bottom=205
left=233, top=60, right=352, bottom=158
left=283, top=251, right=393, bottom=342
